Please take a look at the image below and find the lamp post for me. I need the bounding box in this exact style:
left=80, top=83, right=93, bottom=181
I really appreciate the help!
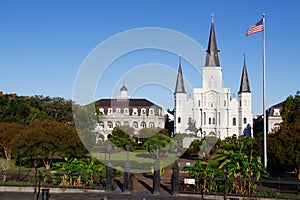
left=33, top=159, right=38, bottom=200
left=17, top=147, right=24, bottom=181
left=106, top=143, right=113, bottom=193
left=223, top=166, right=227, bottom=200
left=153, top=145, right=160, bottom=195
left=171, top=145, right=179, bottom=196
left=124, top=144, right=132, bottom=193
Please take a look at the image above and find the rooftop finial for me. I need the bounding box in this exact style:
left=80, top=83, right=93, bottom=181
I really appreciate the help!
left=243, top=53, right=246, bottom=65
left=211, top=13, right=215, bottom=23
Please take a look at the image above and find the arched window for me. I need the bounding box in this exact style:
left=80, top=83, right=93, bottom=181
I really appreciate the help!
left=99, top=121, right=104, bottom=128
left=244, top=117, right=247, bottom=124
left=124, top=121, right=129, bottom=126
left=149, top=122, right=155, bottom=128
left=141, top=121, right=146, bottom=128
left=133, top=121, right=138, bottom=128
left=178, top=117, right=181, bottom=123
left=212, top=117, right=215, bottom=124
left=116, top=121, right=121, bottom=127
left=107, top=121, right=113, bottom=129
left=203, top=112, right=206, bottom=125
left=209, top=117, right=212, bottom=124
left=232, top=118, right=236, bottom=126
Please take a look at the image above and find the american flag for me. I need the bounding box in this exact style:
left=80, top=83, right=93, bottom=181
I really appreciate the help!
left=246, top=19, right=264, bottom=36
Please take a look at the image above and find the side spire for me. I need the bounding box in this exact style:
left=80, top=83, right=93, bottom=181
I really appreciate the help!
left=175, top=56, right=186, bottom=93
left=205, top=14, right=220, bottom=67
left=238, top=54, right=251, bottom=93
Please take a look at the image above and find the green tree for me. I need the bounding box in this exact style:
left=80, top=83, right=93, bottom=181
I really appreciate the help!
left=282, top=91, right=300, bottom=124
left=108, top=127, right=137, bottom=150
left=17, top=120, right=87, bottom=169
left=142, top=133, right=171, bottom=155
left=0, top=122, right=25, bottom=160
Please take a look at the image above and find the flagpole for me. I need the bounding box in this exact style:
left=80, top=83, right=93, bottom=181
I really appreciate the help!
left=262, top=13, right=267, bottom=169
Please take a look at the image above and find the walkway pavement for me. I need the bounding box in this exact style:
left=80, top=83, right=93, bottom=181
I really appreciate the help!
left=0, top=192, right=207, bottom=200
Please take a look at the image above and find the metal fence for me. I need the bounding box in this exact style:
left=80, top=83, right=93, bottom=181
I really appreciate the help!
left=1, top=170, right=106, bottom=190
left=178, top=175, right=300, bottom=199
left=1, top=170, right=300, bottom=199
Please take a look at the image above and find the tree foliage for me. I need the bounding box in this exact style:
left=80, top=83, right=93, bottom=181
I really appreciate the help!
left=267, top=92, right=300, bottom=178
left=108, top=127, right=137, bottom=150
left=184, top=136, right=269, bottom=195
left=142, top=133, right=171, bottom=155
left=0, top=122, right=25, bottom=160
left=281, top=92, right=300, bottom=124
left=0, top=94, right=73, bottom=125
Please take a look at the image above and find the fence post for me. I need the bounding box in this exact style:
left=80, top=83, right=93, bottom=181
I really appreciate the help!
left=41, top=188, right=50, bottom=200
left=171, top=162, right=179, bottom=195
left=105, top=163, right=113, bottom=193
left=297, top=180, right=300, bottom=195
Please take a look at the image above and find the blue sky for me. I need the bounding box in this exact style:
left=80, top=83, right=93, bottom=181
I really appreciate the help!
left=0, top=0, right=299, bottom=116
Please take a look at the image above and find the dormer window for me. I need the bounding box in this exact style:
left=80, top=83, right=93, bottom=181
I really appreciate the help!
left=99, top=108, right=104, bottom=115
left=108, top=108, right=113, bottom=115
left=132, top=108, right=138, bottom=115
left=141, top=108, right=146, bottom=115
left=149, top=108, right=154, bottom=116
left=124, top=108, right=129, bottom=115
left=116, top=108, right=121, bottom=113
left=273, top=108, right=280, bottom=116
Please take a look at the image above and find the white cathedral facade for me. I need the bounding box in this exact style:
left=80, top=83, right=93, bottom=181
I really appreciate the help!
left=174, top=19, right=253, bottom=139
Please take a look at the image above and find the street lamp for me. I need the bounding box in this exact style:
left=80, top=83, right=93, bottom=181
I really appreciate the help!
left=106, top=143, right=113, bottom=193
left=153, top=145, right=160, bottom=195
left=33, top=159, right=38, bottom=200
left=124, top=144, right=131, bottom=193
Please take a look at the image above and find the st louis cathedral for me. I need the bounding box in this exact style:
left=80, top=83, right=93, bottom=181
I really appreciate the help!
left=174, top=19, right=253, bottom=139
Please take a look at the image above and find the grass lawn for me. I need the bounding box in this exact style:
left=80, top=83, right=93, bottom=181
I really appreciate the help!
left=92, top=151, right=177, bottom=171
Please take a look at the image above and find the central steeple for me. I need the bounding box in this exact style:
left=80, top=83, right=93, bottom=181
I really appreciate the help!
left=205, top=14, right=220, bottom=67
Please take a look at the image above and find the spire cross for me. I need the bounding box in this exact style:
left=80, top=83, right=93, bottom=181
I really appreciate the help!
left=179, top=56, right=181, bottom=65
left=211, top=13, right=215, bottom=23
left=243, top=53, right=246, bottom=65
